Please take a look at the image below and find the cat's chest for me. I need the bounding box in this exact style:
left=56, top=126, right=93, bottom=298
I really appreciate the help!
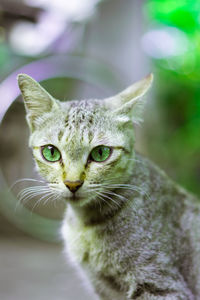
left=61, top=219, right=122, bottom=275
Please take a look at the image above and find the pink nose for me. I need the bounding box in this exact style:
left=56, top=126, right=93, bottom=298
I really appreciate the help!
left=64, top=180, right=83, bottom=193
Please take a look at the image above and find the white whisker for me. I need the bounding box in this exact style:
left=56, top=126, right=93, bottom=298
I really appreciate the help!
left=10, top=178, right=45, bottom=191
left=96, top=191, right=121, bottom=208
left=17, top=187, right=50, bottom=201
left=100, top=189, right=127, bottom=202
left=87, top=181, right=151, bottom=202
left=15, top=184, right=54, bottom=211
left=95, top=192, right=113, bottom=209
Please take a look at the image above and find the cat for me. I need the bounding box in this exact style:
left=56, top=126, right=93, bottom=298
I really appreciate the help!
left=18, top=73, right=200, bottom=300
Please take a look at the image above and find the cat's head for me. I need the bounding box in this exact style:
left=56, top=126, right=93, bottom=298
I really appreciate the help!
left=18, top=74, right=153, bottom=208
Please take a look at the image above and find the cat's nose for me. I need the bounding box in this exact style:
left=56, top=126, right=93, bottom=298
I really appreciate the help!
left=64, top=180, right=83, bottom=193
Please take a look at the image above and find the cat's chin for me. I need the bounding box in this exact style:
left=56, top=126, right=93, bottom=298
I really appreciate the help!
left=69, top=195, right=84, bottom=201
left=64, top=194, right=95, bottom=208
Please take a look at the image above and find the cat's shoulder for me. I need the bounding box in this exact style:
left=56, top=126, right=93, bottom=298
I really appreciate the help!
left=135, top=151, right=200, bottom=206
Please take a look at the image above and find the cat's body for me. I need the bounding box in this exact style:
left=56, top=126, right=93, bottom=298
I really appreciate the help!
left=62, top=153, right=200, bottom=300
left=17, top=74, right=200, bottom=299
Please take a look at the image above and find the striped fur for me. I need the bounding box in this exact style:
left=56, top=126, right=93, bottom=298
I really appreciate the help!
left=18, top=74, right=200, bottom=299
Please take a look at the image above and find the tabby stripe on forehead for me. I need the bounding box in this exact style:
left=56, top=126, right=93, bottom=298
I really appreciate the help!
left=88, top=131, right=94, bottom=143
left=58, top=130, right=64, bottom=141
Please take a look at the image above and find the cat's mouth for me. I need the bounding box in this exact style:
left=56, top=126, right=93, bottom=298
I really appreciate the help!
left=67, top=194, right=84, bottom=201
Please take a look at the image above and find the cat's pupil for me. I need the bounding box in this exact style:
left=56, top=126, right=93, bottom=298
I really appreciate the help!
left=50, top=146, right=54, bottom=156
left=98, top=148, right=103, bottom=156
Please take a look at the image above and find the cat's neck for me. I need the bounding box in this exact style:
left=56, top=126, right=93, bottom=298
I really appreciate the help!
left=67, top=196, right=127, bottom=226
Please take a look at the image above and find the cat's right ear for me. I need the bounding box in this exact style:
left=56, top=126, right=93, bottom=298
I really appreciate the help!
left=18, top=74, right=59, bottom=131
left=103, top=74, right=153, bottom=124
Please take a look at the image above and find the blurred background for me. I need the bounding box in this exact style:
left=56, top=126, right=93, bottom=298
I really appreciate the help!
left=0, top=0, right=200, bottom=299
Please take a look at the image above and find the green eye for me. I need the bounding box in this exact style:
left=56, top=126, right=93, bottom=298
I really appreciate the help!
left=90, top=146, right=112, bottom=162
left=41, top=145, right=61, bottom=162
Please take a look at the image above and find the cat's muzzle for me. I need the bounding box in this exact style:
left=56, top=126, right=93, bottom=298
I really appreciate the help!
left=64, top=180, right=84, bottom=194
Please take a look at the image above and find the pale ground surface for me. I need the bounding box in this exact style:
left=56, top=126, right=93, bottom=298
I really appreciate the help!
left=0, top=217, right=95, bottom=300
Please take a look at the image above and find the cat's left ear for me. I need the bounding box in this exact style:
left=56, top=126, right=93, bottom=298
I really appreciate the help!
left=104, top=74, right=153, bottom=124
left=18, top=74, right=60, bottom=131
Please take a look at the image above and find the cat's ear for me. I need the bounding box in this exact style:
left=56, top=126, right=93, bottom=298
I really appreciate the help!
left=104, top=74, right=153, bottom=124
left=18, top=74, right=59, bottom=131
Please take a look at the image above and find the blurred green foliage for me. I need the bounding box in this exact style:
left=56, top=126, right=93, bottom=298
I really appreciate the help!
left=146, top=1, right=200, bottom=33
left=144, top=0, right=200, bottom=196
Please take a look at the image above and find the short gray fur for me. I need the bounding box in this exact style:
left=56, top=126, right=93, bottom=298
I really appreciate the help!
left=18, top=73, right=200, bottom=299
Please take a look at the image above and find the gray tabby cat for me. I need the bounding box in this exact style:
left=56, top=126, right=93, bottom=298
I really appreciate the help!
left=18, top=73, right=200, bottom=300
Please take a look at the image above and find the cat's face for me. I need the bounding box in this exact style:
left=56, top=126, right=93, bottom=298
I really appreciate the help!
left=18, top=74, right=153, bottom=207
